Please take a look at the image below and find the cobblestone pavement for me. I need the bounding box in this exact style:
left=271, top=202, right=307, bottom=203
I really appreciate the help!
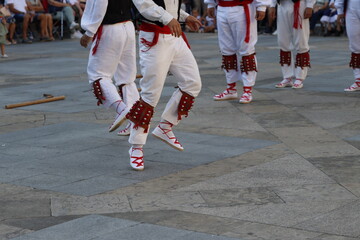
left=0, top=32, right=360, bottom=240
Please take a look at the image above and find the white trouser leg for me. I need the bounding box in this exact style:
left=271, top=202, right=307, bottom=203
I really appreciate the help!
left=354, top=69, right=360, bottom=79
left=164, top=38, right=201, bottom=125
left=129, top=32, right=174, bottom=145
left=113, top=22, right=139, bottom=106
left=217, top=6, right=242, bottom=84
left=346, top=4, right=360, bottom=80
left=293, top=1, right=310, bottom=80
left=277, top=2, right=294, bottom=80
left=129, top=32, right=201, bottom=145
left=87, top=21, right=137, bottom=107
left=277, top=1, right=310, bottom=80
left=238, top=3, right=258, bottom=87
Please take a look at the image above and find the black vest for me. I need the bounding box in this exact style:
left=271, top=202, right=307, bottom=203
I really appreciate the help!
left=102, top=0, right=132, bottom=25
left=135, top=0, right=182, bottom=27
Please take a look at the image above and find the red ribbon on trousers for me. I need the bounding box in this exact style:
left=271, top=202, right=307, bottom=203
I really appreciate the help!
left=218, top=0, right=253, bottom=43
left=92, top=25, right=103, bottom=55
left=140, top=22, right=191, bottom=51
left=293, top=1, right=302, bottom=29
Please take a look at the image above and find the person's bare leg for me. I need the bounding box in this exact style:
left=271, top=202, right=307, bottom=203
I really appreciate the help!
left=1, top=44, right=5, bottom=55
left=8, top=22, right=16, bottom=43
left=39, top=14, right=47, bottom=38
left=47, top=14, right=54, bottom=40
left=22, top=14, right=31, bottom=40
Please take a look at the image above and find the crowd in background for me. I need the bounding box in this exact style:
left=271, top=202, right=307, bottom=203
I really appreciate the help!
left=0, top=0, right=347, bottom=58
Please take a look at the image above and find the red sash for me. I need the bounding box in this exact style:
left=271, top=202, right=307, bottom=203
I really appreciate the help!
left=140, top=22, right=191, bottom=51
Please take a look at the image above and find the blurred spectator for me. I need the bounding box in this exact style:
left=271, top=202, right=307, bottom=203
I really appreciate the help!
left=203, top=9, right=216, bottom=33
left=28, top=0, right=54, bottom=41
left=7, top=0, right=33, bottom=43
left=264, top=6, right=276, bottom=34
left=0, top=3, right=8, bottom=57
left=79, top=0, right=85, bottom=11
left=310, top=0, right=329, bottom=35
left=321, top=0, right=342, bottom=36
left=47, top=0, right=79, bottom=33
left=67, top=0, right=82, bottom=19
left=0, top=1, right=15, bottom=44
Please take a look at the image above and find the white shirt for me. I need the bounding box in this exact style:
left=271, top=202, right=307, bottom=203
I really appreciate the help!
left=7, top=0, right=27, bottom=13
left=132, top=0, right=189, bottom=25
left=81, top=0, right=108, bottom=37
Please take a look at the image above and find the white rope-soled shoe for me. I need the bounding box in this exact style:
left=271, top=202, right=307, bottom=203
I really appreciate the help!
left=109, top=100, right=129, bottom=132
left=129, top=147, right=144, bottom=171
left=152, top=121, right=184, bottom=151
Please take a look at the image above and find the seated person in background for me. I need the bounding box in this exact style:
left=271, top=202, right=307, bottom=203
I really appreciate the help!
left=47, top=0, right=78, bottom=33
left=310, top=0, right=329, bottom=35
left=203, top=9, right=216, bottom=33
left=28, top=0, right=54, bottom=41
left=0, top=4, right=8, bottom=57
left=67, top=0, right=82, bottom=19
left=79, top=0, right=85, bottom=11
left=0, top=0, right=16, bottom=44
left=321, top=0, right=342, bottom=36
left=6, top=0, right=33, bottom=43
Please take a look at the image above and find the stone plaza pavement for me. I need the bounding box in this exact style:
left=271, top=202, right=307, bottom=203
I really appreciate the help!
left=0, top=32, right=360, bottom=240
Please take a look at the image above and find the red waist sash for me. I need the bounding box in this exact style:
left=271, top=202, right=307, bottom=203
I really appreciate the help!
left=140, top=22, right=190, bottom=51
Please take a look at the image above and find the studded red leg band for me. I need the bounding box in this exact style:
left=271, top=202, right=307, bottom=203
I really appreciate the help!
left=126, top=99, right=154, bottom=133
left=295, top=52, right=311, bottom=69
left=280, top=50, right=291, bottom=66
left=240, top=53, right=257, bottom=74
left=350, top=53, right=360, bottom=69
left=222, top=54, right=238, bottom=72
left=178, top=90, right=195, bottom=121
left=92, top=79, right=106, bottom=106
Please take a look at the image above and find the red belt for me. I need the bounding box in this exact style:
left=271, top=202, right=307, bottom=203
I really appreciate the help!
left=139, top=22, right=190, bottom=51
left=218, top=0, right=252, bottom=43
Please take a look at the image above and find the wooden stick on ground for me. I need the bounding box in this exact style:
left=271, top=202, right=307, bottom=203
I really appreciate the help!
left=5, top=95, right=66, bottom=109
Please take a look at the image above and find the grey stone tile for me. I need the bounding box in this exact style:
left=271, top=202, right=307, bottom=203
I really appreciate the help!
left=11, top=215, right=138, bottom=240
left=295, top=200, right=360, bottom=237
left=0, top=198, right=51, bottom=220
left=90, top=223, right=190, bottom=240
left=49, top=175, right=140, bottom=196
left=199, top=187, right=283, bottom=207
left=173, top=205, right=257, bottom=219
left=233, top=200, right=354, bottom=227
left=174, top=232, right=240, bottom=240
left=0, top=224, right=33, bottom=240
left=156, top=211, right=246, bottom=236
left=223, top=222, right=320, bottom=240
left=269, top=127, right=360, bottom=158
left=177, top=154, right=335, bottom=191
left=270, top=184, right=358, bottom=203
left=51, top=195, right=131, bottom=216
left=308, top=155, right=360, bottom=184
left=310, top=234, right=360, bottom=240
left=129, top=191, right=206, bottom=212
left=10, top=173, right=85, bottom=190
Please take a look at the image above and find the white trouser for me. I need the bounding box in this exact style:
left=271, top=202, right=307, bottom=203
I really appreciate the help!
left=216, top=4, right=258, bottom=87
left=87, top=21, right=139, bottom=108
left=346, top=0, right=360, bottom=79
left=129, top=31, right=202, bottom=145
left=277, top=0, right=310, bottom=80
